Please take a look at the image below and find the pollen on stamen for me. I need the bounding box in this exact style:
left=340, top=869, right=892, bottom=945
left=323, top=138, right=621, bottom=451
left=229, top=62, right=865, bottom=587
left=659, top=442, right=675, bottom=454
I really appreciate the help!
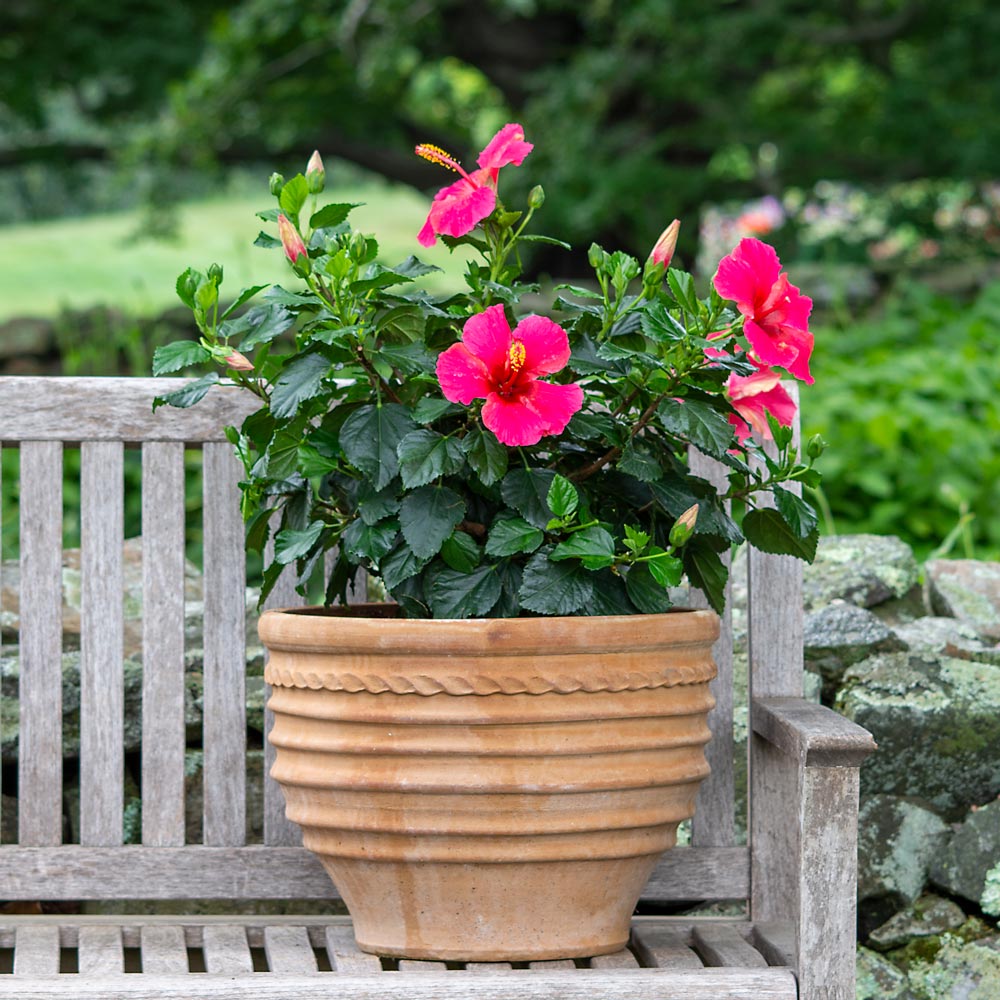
left=415, top=143, right=462, bottom=173
left=508, top=340, right=527, bottom=372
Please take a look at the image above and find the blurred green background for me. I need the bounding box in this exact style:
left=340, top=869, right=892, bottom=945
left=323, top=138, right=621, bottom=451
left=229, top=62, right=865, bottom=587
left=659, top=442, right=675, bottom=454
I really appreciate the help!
left=1, top=0, right=998, bottom=560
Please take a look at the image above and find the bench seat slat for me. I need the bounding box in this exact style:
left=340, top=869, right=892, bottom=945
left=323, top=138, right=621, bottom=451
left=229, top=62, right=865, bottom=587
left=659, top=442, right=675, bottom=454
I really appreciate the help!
left=691, top=925, right=768, bottom=968
left=77, top=925, right=123, bottom=975
left=140, top=926, right=189, bottom=975
left=202, top=925, right=253, bottom=975
left=262, top=926, right=318, bottom=974
left=13, top=926, right=61, bottom=976
left=631, top=926, right=703, bottom=969
left=324, top=926, right=382, bottom=974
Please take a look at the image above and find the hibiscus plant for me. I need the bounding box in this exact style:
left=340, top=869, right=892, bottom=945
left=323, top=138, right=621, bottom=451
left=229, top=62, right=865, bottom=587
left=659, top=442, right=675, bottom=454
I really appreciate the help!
left=154, top=124, right=822, bottom=618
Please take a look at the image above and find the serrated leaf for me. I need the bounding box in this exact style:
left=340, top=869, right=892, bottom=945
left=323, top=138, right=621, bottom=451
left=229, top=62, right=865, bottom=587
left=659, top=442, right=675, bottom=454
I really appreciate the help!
left=519, top=548, right=594, bottom=615
left=296, top=443, right=339, bottom=478
left=152, top=372, right=219, bottom=411
left=273, top=521, right=324, bottom=564
left=484, top=515, right=544, bottom=557
left=667, top=268, right=699, bottom=313
left=683, top=538, right=730, bottom=615
left=264, top=285, right=315, bottom=307
left=773, top=487, right=819, bottom=539
left=339, top=403, right=416, bottom=492
left=546, top=474, right=579, bottom=519
left=270, top=351, right=329, bottom=419
left=567, top=410, right=618, bottom=442
left=392, top=255, right=442, bottom=279
left=279, top=175, right=309, bottom=219
left=380, top=539, right=429, bottom=590
left=659, top=398, right=735, bottom=459
left=625, top=562, right=672, bottom=613
left=341, top=517, right=398, bottom=564
left=646, top=551, right=684, bottom=588
left=551, top=526, right=615, bottom=567
left=623, top=524, right=651, bottom=552
left=175, top=267, right=203, bottom=308
left=152, top=341, right=211, bottom=376
left=501, top=469, right=556, bottom=529
left=743, top=507, right=819, bottom=561
left=411, top=398, right=458, bottom=424
left=462, top=427, right=508, bottom=486
left=586, top=570, right=635, bottom=615
left=554, top=282, right=603, bottom=300
left=221, top=284, right=268, bottom=319
left=357, top=484, right=401, bottom=525
left=397, top=429, right=465, bottom=488
left=519, top=234, right=572, bottom=249
left=399, top=485, right=466, bottom=559
left=428, top=565, right=502, bottom=619
left=617, top=440, right=662, bottom=482
left=378, top=341, right=438, bottom=375
left=254, top=231, right=282, bottom=249
left=440, top=530, right=483, bottom=572
left=309, top=202, right=361, bottom=229
left=237, top=304, right=295, bottom=351
left=640, top=299, right=688, bottom=343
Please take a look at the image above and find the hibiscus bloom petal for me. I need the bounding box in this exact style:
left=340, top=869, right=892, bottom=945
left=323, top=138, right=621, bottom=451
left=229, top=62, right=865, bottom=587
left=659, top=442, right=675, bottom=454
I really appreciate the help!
left=462, top=304, right=513, bottom=373
left=481, top=393, right=548, bottom=446
left=713, top=238, right=782, bottom=313
left=418, top=171, right=497, bottom=244
left=512, top=314, right=571, bottom=375
left=524, top=380, right=584, bottom=436
left=727, top=369, right=797, bottom=439
left=436, top=343, right=492, bottom=404
left=477, top=123, right=533, bottom=171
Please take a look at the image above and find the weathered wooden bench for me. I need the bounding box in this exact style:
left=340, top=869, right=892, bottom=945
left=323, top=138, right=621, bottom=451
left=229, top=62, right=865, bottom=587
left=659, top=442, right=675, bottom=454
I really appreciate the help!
left=0, top=376, right=875, bottom=999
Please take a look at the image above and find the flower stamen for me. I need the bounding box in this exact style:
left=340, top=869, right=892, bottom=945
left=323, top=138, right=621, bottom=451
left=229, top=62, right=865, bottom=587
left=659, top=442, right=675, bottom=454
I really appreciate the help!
left=508, top=340, right=526, bottom=373
left=415, top=143, right=467, bottom=177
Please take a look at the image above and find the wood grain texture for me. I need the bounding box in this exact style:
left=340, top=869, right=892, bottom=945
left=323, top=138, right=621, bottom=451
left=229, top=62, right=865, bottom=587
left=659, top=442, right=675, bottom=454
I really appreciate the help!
left=0, top=845, right=746, bottom=901
left=324, top=926, right=382, bottom=974
left=0, top=378, right=258, bottom=442
left=80, top=441, right=125, bottom=847
left=399, top=959, right=449, bottom=972
left=202, top=925, right=253, bottom=975
left=18, top=441, right=64, bottom=847
left=631, top=926, right=702, bottom=969
left=751, top=922, right=795, bottom=969
left=796, top=765, right=862, bottom=1000
left=201, top=443, right=247, bottom=847
left=263, top=925, right=318, bottom=974
left=77, top=925, right=124, bottom=975
left=687, top=449, right=736, bottom=847
left=588, top=950, right=639, bottom=970
left=690, top=925, right=767, bottom=968
left=140, top=926, right=189, bottom=975
left=753, top=697, right=877, bottom=768
left=13, top=925, right=60, bottom=975
left=140, top=443, right=188, bottom=847
left=0, top=970, right=799, bottom=999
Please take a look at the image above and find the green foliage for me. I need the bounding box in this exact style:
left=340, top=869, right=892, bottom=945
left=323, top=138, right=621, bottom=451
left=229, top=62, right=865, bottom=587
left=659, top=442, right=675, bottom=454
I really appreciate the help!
left=155, top=153, right=821, bottom=617
left=804, top=280, right=1000, bottom=558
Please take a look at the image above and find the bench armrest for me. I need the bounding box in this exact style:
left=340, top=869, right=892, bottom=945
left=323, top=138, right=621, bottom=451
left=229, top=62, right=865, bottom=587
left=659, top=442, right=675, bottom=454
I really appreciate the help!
left=752, top=696, right=877, bottom=768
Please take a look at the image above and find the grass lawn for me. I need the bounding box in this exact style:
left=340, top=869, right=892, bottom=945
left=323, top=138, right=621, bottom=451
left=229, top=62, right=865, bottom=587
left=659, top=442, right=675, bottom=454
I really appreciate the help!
left=0, top=180, right=469, bottom=321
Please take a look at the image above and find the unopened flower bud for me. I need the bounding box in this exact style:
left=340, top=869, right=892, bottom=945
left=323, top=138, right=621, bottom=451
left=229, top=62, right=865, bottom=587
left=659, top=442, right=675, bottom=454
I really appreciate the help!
left=528, top=185, right=545, bottom=209
left=349, top=231, right=367, bottom=260
left=649, top=219, right=680, bottom=269
left=278, top=213, right=309, bottom=266
left=806, top=434, right=826, bottom=460
left=207, top=262, right=224, bottom=284
left=669, top=503, right=699, bottom=547
left=305, top=150, right=325, bottom=194
left=269, top=172, right=285, bottom=197
left=223, top=349, right=254, bottom=372
left=588, top=242, right=605, bottom=272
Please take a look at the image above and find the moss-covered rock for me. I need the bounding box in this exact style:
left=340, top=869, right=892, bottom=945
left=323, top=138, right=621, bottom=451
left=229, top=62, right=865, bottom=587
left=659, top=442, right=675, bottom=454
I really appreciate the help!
left=869, top=895, right=967, bottom=952
left=856, top=946, right=911, bottom=999
left=903, top=933, right=1000, bottom=998
left=926, top=560, right=1000, bottom=640
left=930, top=799, right=1000, bottom=913
left=803, top=534, right=920, bottom=612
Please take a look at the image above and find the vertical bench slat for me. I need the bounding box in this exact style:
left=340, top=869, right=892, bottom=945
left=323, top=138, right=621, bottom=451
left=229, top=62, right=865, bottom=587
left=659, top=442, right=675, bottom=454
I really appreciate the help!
left=688, top=450, right=736, bottom=847
left=324, top=926, right=382, bottom=973
left=262, top=547, right=304, bottom=847
left=202, top=443, right=247, bottom=846
left=202, top=924, right=254, bottom=974
left=18, top=441, right=64, bottom=847
left=141, top=442, right=188, bottom=847
left=630, top=926, right=703, bottom=969
left=78, top=925, right=124, bottom=974
left=263, top=925, right=318, bottom=974
left=13, top=925, right=61, bottom=975
left=140, top=925, right=189, bottom=974
left=80, top=441, right=125, bottom=847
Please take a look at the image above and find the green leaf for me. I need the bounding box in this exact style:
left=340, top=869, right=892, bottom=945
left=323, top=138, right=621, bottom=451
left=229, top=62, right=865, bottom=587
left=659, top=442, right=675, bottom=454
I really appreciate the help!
left=773, top=487, right=819, bottom=539
left=462, top=428, right=508, bottom=486
left=309, top=202, right=361, bottom=229
left=683, top=539, right=730, bottom=615
left=667, top=268, right=699, bottom=313
left=429, top=565, right=502, bottom=619
left=587, top=570, right=635, bottom=615
left=152, top=341, right=211, bottom=376
left=358, top=484, right=401, bottom=525
left=554, top=282, right=603, bottom=300
left=254, top=231, right=282, bottom=250
left=339, top=403, right=416, bottom=492
left=237, top=304, right=295, bottom=351
left=646, top=551, right=684, bottom=588
left=397, top=429, right=465, bottom=488
left=617, top=440, right=662, bottom=482
left=518, top=234, right=572, bottom=249
left=279, top=175, right=309, bottom=219
left=546, top=475, right=579, bottom=519
left=399, top=485, right=466, bottom=559
left=221, top=284, right=268, bottom=319
left=519, top=548, right=594, bottom=616
left=412, top=397, right=462, bottom=424
left=296, top=443, right=339, bottom=478
left=623, top=525, right=651, bottom=553
left=175, top=267, right=203, bottom=309
left=625, top=562, right=672, bottom=613
left=484, top=515, right=544, bottom=557
left=264, top=285, right=315, bottom=307
left=640, top=299, right=687, bottom=343
left=273, top=521, right=324, bottom=564
left=341, top=518, right=398, bottom=564
left=380, top=539, right=429, bottom=590
left=501, top=468, right=556, bottom=529
left=270, top=352, right=329, bottom=419
left=440, top=530, right=482, bottom=572
left=392, top=255, right=442, bottom=279
left=551, top=526, right=615, bottom=569
left=659, top=398, right=735, bottom=459
left=567, top=410, right=617, bottom=442
left=264, top=428, right=303, bottom=480
left=378, top=341, right=438, bottom=375
left=152, top=372, right=219, bottom=411
left=743, top=507, right=819, bottom=561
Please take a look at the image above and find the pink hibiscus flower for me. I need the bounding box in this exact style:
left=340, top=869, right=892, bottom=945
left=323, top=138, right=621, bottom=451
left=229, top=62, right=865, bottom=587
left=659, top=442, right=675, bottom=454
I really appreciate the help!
left=415, top=124, right=533, bottom=247
left=436, top=304, right=583, bottom=447
left=713, top=238, right=814, bottom=384
left=726, top=365, right=797, bottom=444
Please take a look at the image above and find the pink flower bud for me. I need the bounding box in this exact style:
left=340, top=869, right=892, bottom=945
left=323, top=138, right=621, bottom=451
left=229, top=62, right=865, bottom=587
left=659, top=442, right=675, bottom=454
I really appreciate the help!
left=306, top=150, right=325, bottom=193
left=669, top=503, right=699, bottom=547
left=306, top=150, right=324, bottom=176
left=223, top=350, right=254, bottom=371
left=277, top=213, right=308, bottom=264
left=649, top=219, right=681, bottom=268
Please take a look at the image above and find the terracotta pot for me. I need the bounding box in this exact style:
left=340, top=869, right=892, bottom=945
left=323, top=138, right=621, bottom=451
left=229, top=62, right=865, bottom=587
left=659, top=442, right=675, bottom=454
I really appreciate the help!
left=260, top=606, right=718, bottom=962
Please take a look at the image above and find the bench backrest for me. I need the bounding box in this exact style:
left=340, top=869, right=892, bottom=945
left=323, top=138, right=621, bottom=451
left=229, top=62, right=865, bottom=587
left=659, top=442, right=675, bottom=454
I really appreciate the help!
left=0, top=376, right=803, bottom=905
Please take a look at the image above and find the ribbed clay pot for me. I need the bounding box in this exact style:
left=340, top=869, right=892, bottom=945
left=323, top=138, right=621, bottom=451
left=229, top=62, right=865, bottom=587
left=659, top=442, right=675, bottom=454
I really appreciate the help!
left=260, top=606, right=718, bottom=962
